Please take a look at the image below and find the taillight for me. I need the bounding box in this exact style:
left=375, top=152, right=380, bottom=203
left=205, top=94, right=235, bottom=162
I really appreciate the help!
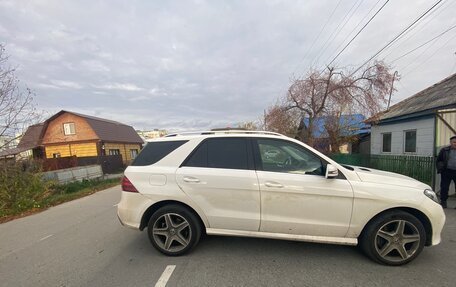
left=121, top=176, right=139, bottom=193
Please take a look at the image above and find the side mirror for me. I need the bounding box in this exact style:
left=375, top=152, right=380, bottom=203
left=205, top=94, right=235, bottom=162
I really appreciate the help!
left=325, top=164, right=339, bottom=179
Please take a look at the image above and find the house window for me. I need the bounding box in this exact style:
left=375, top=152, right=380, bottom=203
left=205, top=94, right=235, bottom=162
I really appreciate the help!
left=130, top=149, right=138, bottom=159
left=63, top=123, right=76, bottom=135
left=382, top=133, right=391, bottom=153
left=109, top=149, right=120, bottom=156
left=404, top=130, right=417, bottom=153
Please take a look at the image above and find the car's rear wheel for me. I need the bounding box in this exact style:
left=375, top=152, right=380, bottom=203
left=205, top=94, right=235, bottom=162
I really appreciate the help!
left=147, top=205, right=201, bottom=256
left=360, top=211, right=425, bottom=266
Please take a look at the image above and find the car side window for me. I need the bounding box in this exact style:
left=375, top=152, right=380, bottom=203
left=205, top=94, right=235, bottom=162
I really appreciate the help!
left=131, top=140, right=188, bottom=166
left=184, top=141, right=208, bottom=167
left=183, top=138, right=250, bottom=170
left=256, top=139, right=325, bottom=176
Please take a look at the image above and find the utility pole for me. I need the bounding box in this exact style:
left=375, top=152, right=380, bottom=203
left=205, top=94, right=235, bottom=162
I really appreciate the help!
left=387, top=71, right=398, bottom=110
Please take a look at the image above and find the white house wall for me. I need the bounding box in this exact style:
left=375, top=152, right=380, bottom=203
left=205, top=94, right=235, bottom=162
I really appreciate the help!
left=371, top=117, right=434, bottom=156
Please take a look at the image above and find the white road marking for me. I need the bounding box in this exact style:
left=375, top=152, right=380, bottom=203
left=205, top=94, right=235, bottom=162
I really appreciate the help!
left=39, top=234, right=53, bottom=241
left=113, top=204, right=118, bottom=207
left=155, top=265, right=176, bottom=287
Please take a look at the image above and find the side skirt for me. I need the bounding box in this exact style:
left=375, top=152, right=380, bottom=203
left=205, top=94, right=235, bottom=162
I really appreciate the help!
left=206, top=228, right=358, bottom=246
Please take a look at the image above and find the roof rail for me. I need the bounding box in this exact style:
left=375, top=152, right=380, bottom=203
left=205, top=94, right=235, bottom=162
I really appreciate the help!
left=165, top=130, right=285, bottom=137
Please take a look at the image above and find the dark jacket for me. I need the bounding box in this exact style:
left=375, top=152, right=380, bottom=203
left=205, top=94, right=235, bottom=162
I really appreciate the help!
left=436, top=146, right=452, bottom=173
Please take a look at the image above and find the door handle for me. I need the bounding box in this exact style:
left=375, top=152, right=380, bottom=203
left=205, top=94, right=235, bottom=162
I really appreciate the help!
left=183, top=176, right=200, bottom=183
left=265, top=181, right=284, bottom=188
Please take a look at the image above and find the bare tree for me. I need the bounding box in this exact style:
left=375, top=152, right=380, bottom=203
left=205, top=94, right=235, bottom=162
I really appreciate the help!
left=264, top=102, right=301, bottom=138
left=0, top=44, right=39, bottom=150
left=237, top=121, right=259, bottom=131
left=266, top=61, right=396, bottom=150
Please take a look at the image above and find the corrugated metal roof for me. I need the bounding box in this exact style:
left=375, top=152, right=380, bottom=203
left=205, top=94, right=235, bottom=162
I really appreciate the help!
left=376, top=73, right=456, bottom=122
left=302, top=114, right=370, bottom=138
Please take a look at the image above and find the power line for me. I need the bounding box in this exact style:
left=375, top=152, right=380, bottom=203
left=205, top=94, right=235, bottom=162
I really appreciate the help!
left=401, top=32, right=456, bottom=77
left=326, top=0, right=390, bottom=68
left=311, top=0, right=365, bottom=68
left=291, top=0, right=342, bottom=76
left=383, top=0, right=451, bottom=59
left=382, top=0, right=447, bottom=54
left=391, top=24, right=456, bottom=63
left=324, top=0, right=383, bottom=65
left=351, top=0, right=444, bottom=75
left=399, top=35, right=441, bottom=72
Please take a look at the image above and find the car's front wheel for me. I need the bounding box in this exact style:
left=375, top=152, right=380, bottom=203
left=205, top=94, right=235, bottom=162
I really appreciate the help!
left=360, top=211, right=426, bottom=266
left=147, top=205, right=201, bottom=256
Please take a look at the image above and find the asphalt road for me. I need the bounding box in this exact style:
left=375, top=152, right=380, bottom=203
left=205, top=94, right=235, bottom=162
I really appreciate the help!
left=1, top=186, right=456, bottom=287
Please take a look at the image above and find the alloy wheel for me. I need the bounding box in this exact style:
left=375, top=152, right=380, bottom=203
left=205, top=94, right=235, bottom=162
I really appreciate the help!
left=152, top=213, right=192, bottom=252
left=374, top=219, right=421, bottom=263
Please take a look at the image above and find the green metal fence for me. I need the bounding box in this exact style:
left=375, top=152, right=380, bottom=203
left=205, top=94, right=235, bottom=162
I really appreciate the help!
left=329, top=154, right=435, bottom=186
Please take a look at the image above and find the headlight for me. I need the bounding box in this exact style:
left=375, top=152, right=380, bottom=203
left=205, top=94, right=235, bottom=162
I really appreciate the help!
left=424, top=189, right=439, bottom=203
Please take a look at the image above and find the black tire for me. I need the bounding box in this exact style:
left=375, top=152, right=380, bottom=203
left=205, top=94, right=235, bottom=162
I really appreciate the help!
left=359, top=210, right=426, bottom=266
left=147, top=204, right=202, bottom=256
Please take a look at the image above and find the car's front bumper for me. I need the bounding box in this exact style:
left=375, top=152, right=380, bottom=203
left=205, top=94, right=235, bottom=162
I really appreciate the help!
left=422, top=198, right=446, bottom=246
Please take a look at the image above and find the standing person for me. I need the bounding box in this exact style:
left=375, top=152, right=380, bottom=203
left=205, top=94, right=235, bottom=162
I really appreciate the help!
left=436, top=135, right=456, bottom=208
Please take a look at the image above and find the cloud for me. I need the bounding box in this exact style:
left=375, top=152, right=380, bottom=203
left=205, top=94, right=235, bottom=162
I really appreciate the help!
left=81, top=60, right=110, bottom=73
left=149, top=87, right=168, bottom=97
left=34, top=79, right=83, bottom=90
left=94, top=83, right=145, bottom=92
left=126, top=95, right=151, bottom=101
left=0, top=24, right=9, bottom=37
left=92, top=91, right=107, bottom=95
left=9, top=44, right=63, bottom=62
left=36, top=83, right=62, bottom=90
left=1, top=0, right=455, bottom=131
left=50, top=80, right=83, bottom=89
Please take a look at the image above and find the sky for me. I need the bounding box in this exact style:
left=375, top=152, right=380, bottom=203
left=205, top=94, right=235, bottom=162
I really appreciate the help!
left=0, top=0, right=455, bottom=132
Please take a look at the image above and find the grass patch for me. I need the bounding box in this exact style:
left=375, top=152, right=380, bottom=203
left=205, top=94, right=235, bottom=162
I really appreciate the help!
left=0, top=177, right=120, bottom=223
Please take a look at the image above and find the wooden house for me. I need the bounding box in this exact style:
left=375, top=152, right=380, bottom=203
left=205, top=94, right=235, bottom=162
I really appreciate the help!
left=1, top=110, right=143, bottom=164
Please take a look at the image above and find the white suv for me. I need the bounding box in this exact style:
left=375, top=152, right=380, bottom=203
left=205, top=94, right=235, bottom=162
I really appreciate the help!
left=117, top=131, right=445, bottom=265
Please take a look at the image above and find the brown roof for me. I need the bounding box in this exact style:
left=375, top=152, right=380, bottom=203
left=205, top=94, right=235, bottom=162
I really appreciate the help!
left=374, top=73, right=456, bottom=122
left=16, top=110, right=143, bottom=148
left=17, top=123, right=44, bottom=149
left=77, top=115, right=143, bottom=144
left=53, top=110, right=143, bottom=144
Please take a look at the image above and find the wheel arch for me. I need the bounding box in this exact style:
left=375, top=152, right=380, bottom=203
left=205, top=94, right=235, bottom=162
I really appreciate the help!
left=359, top=207, right=433, bottom=246
left=139, top=200, right=207, bottom=233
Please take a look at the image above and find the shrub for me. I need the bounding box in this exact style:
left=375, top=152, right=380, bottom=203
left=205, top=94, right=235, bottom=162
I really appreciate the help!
left=0, top=160, right=53, bottom=216
left=58, top=179, right=100, bottom=194
left=0, top=160, right=120, bottom=219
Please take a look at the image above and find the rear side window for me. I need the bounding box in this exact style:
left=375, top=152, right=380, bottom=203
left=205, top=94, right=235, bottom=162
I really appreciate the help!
left=131, top=140, right=187, bottom=166
left=185, top=141, right=208, bottom=167
left=183, top=138, right=250, bottom=170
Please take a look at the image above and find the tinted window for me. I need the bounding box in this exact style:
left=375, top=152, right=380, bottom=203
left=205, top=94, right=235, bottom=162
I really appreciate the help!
left=131, top=140, right=187, bottom=166
left=184, top=138, right=249, bottom=170
left=256, top=139, right=325, bottom=176
left=185, top=141, right=208, bottom=168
